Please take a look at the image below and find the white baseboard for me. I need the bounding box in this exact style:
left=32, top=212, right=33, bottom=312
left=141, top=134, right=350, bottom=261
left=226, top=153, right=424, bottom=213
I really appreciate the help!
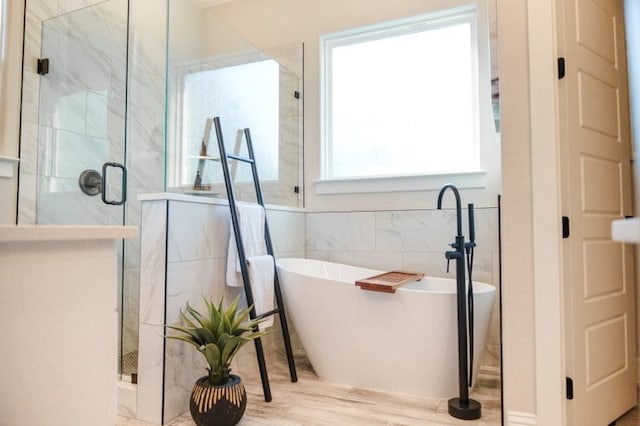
left=507, top=411, right=537, bottom=426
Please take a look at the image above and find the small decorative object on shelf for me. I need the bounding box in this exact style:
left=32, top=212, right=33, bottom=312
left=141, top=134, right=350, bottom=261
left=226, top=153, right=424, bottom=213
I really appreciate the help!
left=193, top=170, right=202, bottom=190
left=199, top=138, right=208, bottom=157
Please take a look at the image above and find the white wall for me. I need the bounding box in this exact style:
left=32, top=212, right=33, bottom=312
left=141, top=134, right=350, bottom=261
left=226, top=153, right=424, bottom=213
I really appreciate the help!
left=0, top=1, right=24, bottom=224
left=496, top=0, right=538, bottom=419
left=0, top=231, right=131, bottom=426
left=137, top=196, right=305, bottom=424
left=208, top=0, right=501, bottom=212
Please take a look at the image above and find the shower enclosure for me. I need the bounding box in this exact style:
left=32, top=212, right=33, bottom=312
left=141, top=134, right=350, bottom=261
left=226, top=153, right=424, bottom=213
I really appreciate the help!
left=21, top=0, right=302, bottom=383
left=32, top=0, right=173, bottom=379
left=34, top=0, right=141, bottom=378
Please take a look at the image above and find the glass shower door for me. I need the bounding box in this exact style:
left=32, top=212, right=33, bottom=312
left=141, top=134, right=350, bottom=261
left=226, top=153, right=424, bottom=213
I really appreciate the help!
left=36, top=0, right=132, bottom=376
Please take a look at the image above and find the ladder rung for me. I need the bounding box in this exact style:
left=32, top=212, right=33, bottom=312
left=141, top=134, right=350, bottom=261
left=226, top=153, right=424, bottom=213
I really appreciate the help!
left=226, top=153, right=254, bottom=164
left=256, top=308, right=280, bottom=320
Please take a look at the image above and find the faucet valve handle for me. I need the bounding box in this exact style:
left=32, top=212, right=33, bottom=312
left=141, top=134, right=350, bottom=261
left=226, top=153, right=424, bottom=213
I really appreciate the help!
left=445, top=250, right=459, bottom=273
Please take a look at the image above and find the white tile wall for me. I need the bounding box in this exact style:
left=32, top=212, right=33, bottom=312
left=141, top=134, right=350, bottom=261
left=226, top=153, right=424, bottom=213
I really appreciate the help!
left=305, top=206, right=501, bottom=370
left=306, top=208, right=498, bottom=279
left=306, top=212, right=376, bottom=252
left=137, top=200, right=168, bottom=425
left=138, top=197, right=305, bottom=424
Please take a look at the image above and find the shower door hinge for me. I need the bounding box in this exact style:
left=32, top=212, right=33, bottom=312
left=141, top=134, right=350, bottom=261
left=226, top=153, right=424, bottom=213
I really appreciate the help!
left=562, top=216, right=570, bottom=239
left=566, top=377, right=574, bottom=400
left=558, top=57, right=566, bottom=80
left=294, top=185, right=300, bottom=194
left=294, top=90, right=300, bottom=99
left=37, top=58, right=49, bottom=76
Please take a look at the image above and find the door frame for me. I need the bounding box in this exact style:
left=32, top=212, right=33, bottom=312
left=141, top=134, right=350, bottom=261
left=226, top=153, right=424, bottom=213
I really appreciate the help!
left=527, top=0, right=566, bottom=424
left=498, top=0, right=566, bottom=423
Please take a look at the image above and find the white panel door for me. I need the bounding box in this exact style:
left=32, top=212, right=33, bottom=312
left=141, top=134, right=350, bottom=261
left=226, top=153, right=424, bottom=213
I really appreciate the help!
left=560, top=0, right=636, bottom=425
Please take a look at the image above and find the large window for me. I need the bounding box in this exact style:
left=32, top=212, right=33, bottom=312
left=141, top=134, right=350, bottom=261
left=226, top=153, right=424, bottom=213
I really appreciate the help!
left=321, top=6, right=482, bottom=191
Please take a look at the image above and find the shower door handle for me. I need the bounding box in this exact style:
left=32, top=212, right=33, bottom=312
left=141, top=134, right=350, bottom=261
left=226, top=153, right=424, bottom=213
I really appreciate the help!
left=101, top=162, right=127, bottom=205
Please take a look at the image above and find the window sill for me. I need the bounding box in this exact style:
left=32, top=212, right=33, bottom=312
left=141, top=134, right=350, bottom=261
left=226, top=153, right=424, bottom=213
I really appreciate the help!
left=315, top=171, right=487, bottom=195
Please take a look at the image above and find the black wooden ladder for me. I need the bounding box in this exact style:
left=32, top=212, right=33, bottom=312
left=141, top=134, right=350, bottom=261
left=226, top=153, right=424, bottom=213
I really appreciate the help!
left=213, top=116, right=297, bottom=402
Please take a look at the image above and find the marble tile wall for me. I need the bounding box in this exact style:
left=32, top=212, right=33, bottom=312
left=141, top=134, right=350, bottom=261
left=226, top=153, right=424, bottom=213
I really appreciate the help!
left=20, top=0, right=168, bottom=360
left=122, top=0, right=168, bottom=359
left=137, top=196, right=305, bottom=424
left=137, top=200, right=167, bottom=424
left=21, top=0, right=117, bottom=224
left=305, top=207, right=502, bottom=370
left=20, top=1, right=300, bottom=382
left=33, top=1, right=127, bottom=227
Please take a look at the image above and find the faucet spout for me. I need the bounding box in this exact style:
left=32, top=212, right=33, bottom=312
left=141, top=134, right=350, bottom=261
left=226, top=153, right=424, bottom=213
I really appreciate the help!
left=437, top=183, right=463, bottom=237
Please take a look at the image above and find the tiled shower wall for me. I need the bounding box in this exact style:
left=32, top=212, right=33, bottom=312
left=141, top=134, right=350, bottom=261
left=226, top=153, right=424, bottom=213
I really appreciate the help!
left=137, top=196, right=305, bottom=424
left=20, top=0, right=167, bottom=357
left=19, top=1, right=301, bottom=362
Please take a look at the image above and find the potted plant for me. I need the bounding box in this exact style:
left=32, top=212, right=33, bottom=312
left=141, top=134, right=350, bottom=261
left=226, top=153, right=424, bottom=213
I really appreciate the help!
left=165, top=296, right=267, bottom=426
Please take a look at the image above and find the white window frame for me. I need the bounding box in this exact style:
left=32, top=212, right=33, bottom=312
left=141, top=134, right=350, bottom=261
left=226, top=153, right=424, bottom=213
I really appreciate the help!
left=318, top=5, right=488, bottom=195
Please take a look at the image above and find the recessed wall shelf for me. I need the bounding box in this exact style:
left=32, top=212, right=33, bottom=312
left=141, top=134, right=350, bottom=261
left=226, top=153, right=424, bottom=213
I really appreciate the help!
left=0, top=156, right=19, bottom=179
left=183, top=190, right=219, bottom=196
left=187, top=155, right=221, bottom=161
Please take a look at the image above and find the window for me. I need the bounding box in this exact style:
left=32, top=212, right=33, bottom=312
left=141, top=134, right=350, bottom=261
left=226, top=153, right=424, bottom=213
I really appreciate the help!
left=321, top=6, right=484, bottom=192
left=179, top=59, right=280, bottom=186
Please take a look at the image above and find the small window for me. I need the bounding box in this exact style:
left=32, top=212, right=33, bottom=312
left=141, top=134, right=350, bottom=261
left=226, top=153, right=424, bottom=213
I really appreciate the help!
left=321, top=7, right=481, bottom=185
left=179, top=59, right=280, bottom=186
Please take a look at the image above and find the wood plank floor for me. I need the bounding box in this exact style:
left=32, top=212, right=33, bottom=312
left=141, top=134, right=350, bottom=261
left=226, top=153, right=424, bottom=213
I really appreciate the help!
left=616, top=402, right=640, bottom=426
left=118, top=354, right=640, bottom=425
left=118, top=354, right=503, bottom=425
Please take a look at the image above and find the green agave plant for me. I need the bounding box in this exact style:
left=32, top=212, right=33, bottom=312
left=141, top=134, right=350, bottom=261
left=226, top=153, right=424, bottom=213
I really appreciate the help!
left=165, top=296, right=267, bottom=386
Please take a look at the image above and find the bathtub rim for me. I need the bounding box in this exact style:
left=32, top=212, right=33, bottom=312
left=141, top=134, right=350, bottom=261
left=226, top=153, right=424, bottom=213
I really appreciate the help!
left=275, top=257, right=496, bottom=295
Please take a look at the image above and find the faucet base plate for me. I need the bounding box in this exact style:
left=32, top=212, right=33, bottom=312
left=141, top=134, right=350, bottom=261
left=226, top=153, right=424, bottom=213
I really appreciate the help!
left=448, top=397, right=481, bottom=420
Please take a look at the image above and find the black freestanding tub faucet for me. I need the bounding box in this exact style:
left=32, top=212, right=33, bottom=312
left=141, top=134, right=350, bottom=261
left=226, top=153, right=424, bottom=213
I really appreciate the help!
left=436, top=183, right=481, bottom=420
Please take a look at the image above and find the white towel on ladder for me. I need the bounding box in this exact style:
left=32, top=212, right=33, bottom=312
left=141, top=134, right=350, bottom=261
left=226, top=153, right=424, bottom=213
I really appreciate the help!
left=247, top=255, right=275, bottom=330
left=226, top=202, right=266, bottom=287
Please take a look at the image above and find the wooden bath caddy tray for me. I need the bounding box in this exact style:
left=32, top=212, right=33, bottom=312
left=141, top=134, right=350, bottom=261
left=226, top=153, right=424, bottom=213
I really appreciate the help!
left=355, top=271, right=425, bottom=293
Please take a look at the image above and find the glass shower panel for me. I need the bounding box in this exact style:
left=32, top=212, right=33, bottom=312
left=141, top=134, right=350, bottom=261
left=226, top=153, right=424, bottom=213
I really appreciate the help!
left=37, top=0, right=131, bottom=376
left=166, top=1, right=303, bottom=207
left=37, top=0, right=128, bottom=225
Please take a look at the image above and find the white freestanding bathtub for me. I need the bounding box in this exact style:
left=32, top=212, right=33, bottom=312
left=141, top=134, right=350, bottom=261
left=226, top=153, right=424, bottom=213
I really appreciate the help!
left=276, top=258, right=496, bottom=399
